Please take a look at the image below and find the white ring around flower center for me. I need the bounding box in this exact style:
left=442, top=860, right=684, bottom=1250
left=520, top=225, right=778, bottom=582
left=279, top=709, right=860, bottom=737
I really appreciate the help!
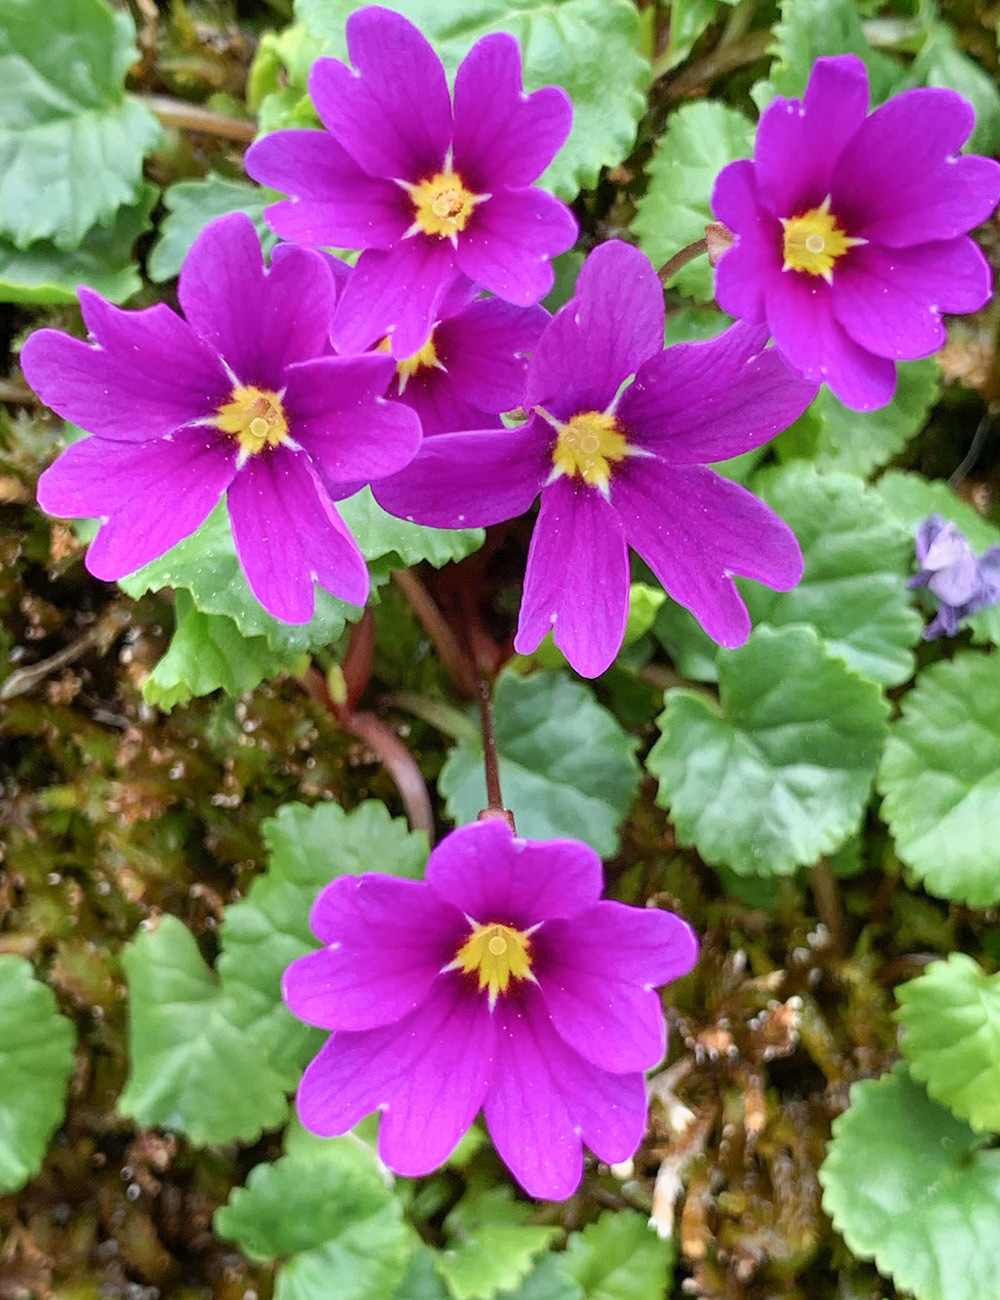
left=488, top=934, right=508, bottom=956
left=805, top=233, right=826, bottom=254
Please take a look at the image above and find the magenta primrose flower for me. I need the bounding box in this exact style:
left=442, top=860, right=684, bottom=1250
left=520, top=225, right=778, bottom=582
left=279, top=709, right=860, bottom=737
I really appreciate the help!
left=712, top=55, right=1000, bottom=411
left=372, top=278, right=549, bottom=434
left=375, top=240, right=818, bottom=677
left=284, top=818, right=698, bottom=1200
left=245, top=5, right=577, bottom=358
left=22, top=213, right=422, bottom=624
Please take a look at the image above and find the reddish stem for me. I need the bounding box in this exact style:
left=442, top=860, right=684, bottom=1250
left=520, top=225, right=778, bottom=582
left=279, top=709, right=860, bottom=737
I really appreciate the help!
left=392, top=569, right=478, bottom=697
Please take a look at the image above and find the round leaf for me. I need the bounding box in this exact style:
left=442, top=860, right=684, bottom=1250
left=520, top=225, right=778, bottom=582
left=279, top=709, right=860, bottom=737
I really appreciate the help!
left=561, top=1209, right=674, bottom=1300
left=647, top=625, right=888, bottom=875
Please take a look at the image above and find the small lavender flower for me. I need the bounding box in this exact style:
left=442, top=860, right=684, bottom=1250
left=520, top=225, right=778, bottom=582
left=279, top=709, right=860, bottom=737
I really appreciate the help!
left=284, top=818, right=697, bottom=1200
left=372, top=278, right=549, bottom=434
left=712, top=55, right=1000, bottom=411
left=374, top=240, right=817, bottom=678
left=909, top=514, right=1000, bottom=638
left=245, top=5, right=577, bottom=359
left=22, top=213, right=421, bottom=623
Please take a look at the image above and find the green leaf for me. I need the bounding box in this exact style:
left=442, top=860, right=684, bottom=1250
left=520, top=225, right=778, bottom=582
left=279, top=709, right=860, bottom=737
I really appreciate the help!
left=118, top=916, right=289, bottom=1146
left=777, top=358, right=940, bottom=479
left=143, top=590, right=306, bottom=711
left=897, top=953, right=1000, bottom=1133
left=745, top=463, right=924, bottom=686
left=218, top=801, right=427, bottom=1084
left=876, top=469, right=1000, bottom=646
left=647, top=625, right=888, bottom=875
left=439, top=669, right=641, bottom=856
left=215, top=1131, right=413, bottom=1300
left=632, top=101, right=753, bottom=300
left=122, top=494, right=482, bottom=663
left=294, top=0, right=650, bottom=199
left=561, top=1209, right=674, bottom=1300
left=0, top=956, right=76, bottom=1193
left=656, top=0, right=732, bottom=74
left=148, top=174, right=280, bottom=283
left=911, top=23, right=1000, bottom=155
left=0, top=181, right=157, bottom=304
left=820, top=1063, right=1000, bottom=1300
left=499, top=1259, right=583, bottom=1300
left=752, top=0, right=905, bottom=110
left=0, top=0, right=162, bottom=249
left=435, top=1188, right=560, bottom=1300
left=877, top=651, right=1000, bottom=908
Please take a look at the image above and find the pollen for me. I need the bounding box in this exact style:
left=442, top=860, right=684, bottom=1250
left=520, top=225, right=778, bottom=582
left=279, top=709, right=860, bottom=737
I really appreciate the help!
left=454, top=921, right=533, bottom=1006
left=780, top=195, right=866, bottom=283
left=405, top=170, right=484, bottom=240
left=215, top=385, right=289, bottom=456
left=551, top=410, right=629, bottom=491
left=395, top=334, right=445, bottom=393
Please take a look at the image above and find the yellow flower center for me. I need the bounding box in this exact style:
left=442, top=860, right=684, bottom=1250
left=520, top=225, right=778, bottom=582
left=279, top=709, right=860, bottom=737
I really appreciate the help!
left=396, top=335, right=444, bottom=393
left=551, top=410, right=629, bottom=491
left=454, top=922, right=533, bottom=1006
left=407, top=170, right=482, bottom=239
left=780, top=195, right=866, bottom=283
left=215, top=385, right=289, bottom=456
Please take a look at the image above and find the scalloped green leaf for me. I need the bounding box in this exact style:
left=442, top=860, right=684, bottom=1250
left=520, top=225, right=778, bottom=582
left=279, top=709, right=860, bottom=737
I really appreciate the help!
left=435, top=1188, right=561, bottom=1300
left=877, top=470, right=1000, bottom=646
left=148, top=174, right=280, bottom=283
left=439, top=669, right=641, bottom=856
left=0, top=956, right=76, bottom=1193
left=877, top=651, right=1000, bottom=908
left=293, top=0, right=650, bottom=199
left=118, top=916, right=289, bottom=1146
left=746, top=463, right=924, bottom=686
left=0, top=0, right=162, bottom=249
left=142, top=590, right=307, bottom=711
left=561, top=1209, right=674, bottom=1300
left=897, top=953, right=1000, bottom=1132
left=218, top=801, right=427, bottom=1085
left=777, top=359, right=940, bottom=479
left=820, top=1064, right=1000, bottom=1300
left=632, top=101, right=753, bottom=300
left=215, top=1130, right=412, bottom=1300
left=647, top=625, right=888, bottom=875
left=0, top=180, right=156, bottom=304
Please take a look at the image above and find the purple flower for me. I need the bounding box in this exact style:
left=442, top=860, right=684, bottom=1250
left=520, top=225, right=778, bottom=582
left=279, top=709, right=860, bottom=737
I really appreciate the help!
left=367, top=279, right=549, bottom=435
left=284, top=818, right=697, bottom=1200
left=711, top=55, right=1000, bottom=412
left=245, top=5, right=577, bottom=358
left=22, top=213, right=422, bottom=624
left=909, top=514, right=1000, bottom=638
left=374, top=240, right=817, bottom=677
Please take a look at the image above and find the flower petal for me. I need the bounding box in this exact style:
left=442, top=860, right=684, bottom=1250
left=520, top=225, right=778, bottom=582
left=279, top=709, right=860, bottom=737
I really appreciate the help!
left=38, top=430, right=236, bottom=580
left=308, top=8, right=451, bottom=182
left=282, top=876, right=467, bottom=1031
left=484, top=984, right=647, bottom=1200
left=435, top=298, right=549, bottom=414
left=227, top=449, right=369, bottom=622
left=373, top=418, right=547, bottom=528
left=535, top=901, right=698, bottom=1072
left=395, top=369, right=501, bottom=436
left=452, top=32, right=572, bottom=191
left=614, top=461, right=802, bottom=647
left=297, top=973, right=495, bottom=1176
left=456, top=186, right=577, bottom=308
left=711, top=160, right=783, bottom=323
left=765, top=271, right=897, bottom=410
left=425, top=819, right=604, bottom=929
left=832, top=88, right=1000, bottom=246
left=618, top=322, right=817, bottom=464
left=515, top=476, right=630, bottom=679
left=331, top=239, right=458, bottom=358
left=178, top=212, right=336, bottom=387
left=831, top=237, right=992, bottom=361
left=753, top=55, right=869, bottom=217
left=524, top=240, right=664, bottom=419
left=21, top=296, right=229, bottom=442
left=283, top=355, right=422, bottom=486
left=247, top=129, right=410, bottom=249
